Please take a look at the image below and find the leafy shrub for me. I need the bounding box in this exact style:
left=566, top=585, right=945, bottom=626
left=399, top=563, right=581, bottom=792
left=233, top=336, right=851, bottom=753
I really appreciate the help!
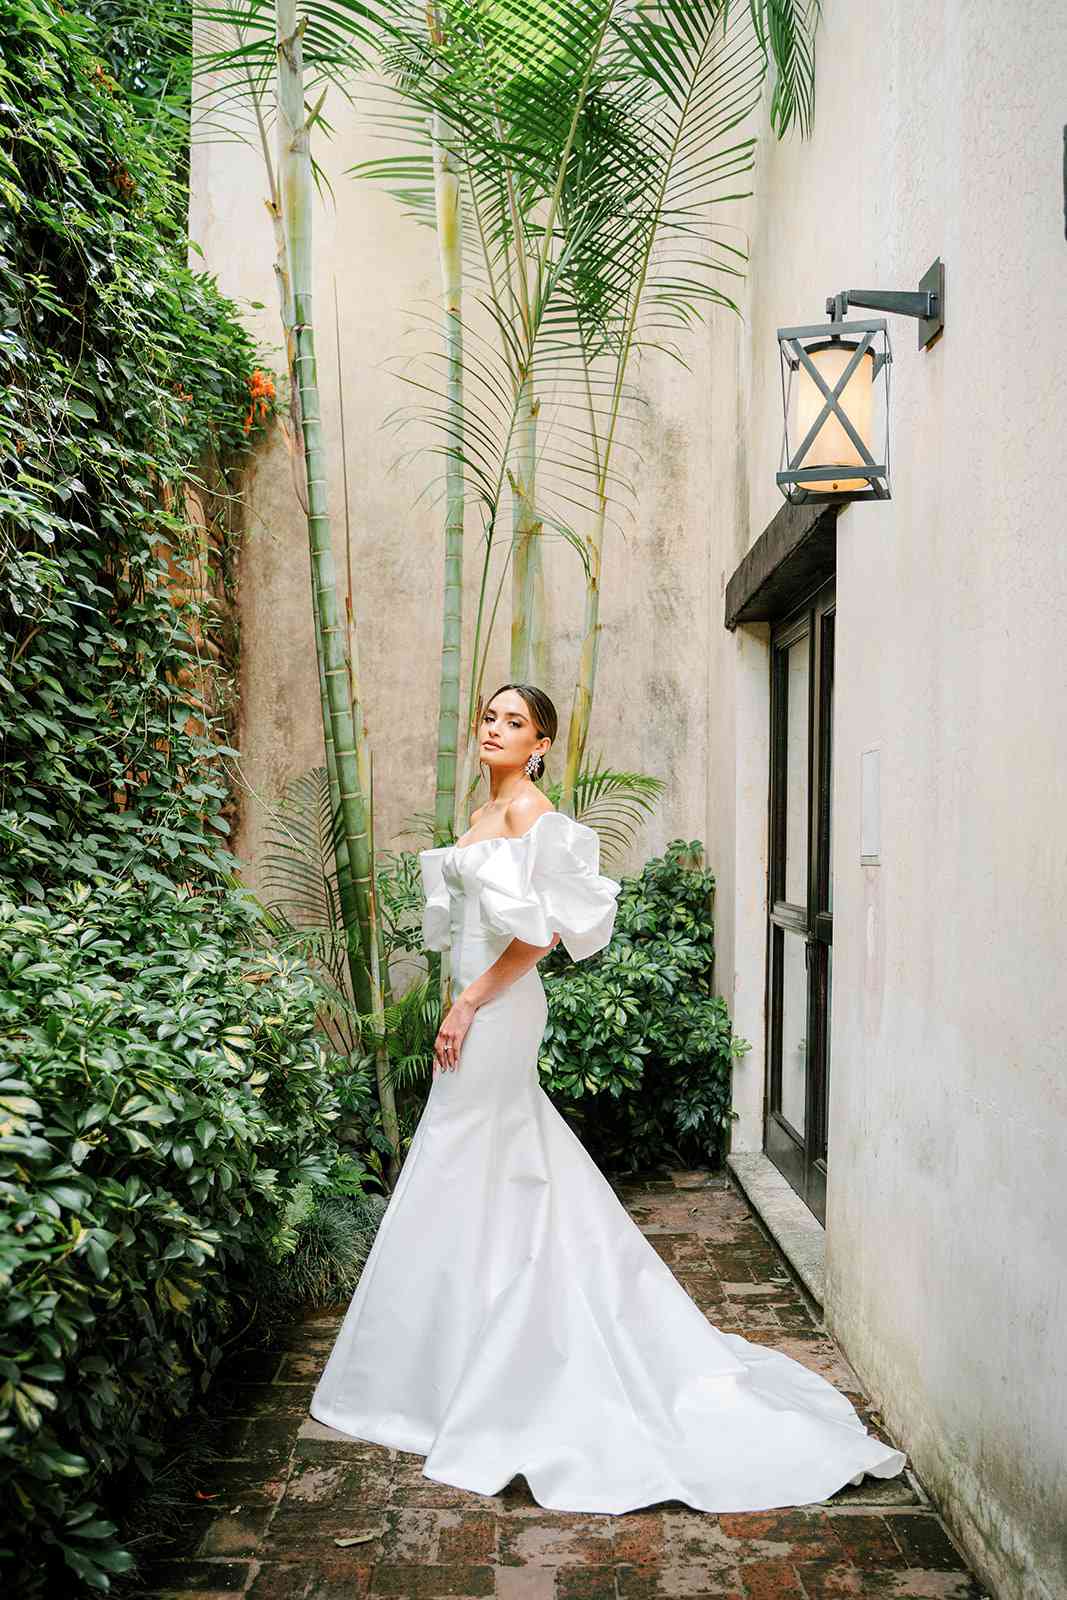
left=255, top=1190, right=388, bottom=1314
left=539, top=838, right=750, bottom=1173
left=0, top=878, right=344, bottom=1595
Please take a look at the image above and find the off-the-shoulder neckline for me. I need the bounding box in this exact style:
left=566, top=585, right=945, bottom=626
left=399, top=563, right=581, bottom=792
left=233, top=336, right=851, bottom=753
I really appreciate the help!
left=419, top=808, right=565, bottom=857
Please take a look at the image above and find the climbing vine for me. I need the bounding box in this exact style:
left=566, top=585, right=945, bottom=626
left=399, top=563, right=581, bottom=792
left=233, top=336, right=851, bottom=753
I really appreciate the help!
left=0, top=0, right=274, bottom=902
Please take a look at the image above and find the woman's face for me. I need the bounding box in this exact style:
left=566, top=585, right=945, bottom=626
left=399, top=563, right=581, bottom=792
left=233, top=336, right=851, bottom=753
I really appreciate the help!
left=480, top=691, right=549, bottom=772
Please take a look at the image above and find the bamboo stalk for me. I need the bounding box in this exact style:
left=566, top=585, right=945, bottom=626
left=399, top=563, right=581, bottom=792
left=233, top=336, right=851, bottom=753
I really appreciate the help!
left=338, top=320, right=400, bottom=1174
left=361, top=744, right=401, bottom=1187
left=276, top=0, right=375, bottom=1019
left=250, top=27, right=365, bottom=1005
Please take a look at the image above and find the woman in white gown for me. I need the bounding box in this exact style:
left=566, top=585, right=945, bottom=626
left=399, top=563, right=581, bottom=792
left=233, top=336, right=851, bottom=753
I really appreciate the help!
left=310, top=683, right=907, bottom=1514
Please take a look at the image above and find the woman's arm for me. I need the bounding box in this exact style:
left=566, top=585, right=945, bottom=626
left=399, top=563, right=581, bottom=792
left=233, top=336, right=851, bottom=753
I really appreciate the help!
left=460, top=932, right=559, bottom=1009
left=432, top=933, right=560, bottom=1074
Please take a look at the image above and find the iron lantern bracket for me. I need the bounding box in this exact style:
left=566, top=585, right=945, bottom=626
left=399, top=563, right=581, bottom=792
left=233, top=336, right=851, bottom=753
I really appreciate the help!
left=825, top=257, right=944, bottom=350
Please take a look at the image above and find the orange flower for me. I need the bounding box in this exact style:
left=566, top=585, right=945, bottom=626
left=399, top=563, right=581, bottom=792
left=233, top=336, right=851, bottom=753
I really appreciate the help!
left=89, top=61, right=119, bottom=95
left=242, top=369, right=276, bottom=433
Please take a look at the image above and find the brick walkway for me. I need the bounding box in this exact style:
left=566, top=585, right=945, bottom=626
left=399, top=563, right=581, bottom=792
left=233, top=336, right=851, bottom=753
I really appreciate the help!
left=140, top=1173, right=987, bottom=1600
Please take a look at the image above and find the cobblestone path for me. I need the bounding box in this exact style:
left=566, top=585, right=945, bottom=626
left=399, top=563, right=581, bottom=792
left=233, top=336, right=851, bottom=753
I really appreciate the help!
left=140, top=1171, right=987, bottom=1600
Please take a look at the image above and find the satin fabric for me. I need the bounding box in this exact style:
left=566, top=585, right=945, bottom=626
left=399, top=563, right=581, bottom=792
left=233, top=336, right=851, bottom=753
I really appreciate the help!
left=309, top=812, right=907, bottom=1513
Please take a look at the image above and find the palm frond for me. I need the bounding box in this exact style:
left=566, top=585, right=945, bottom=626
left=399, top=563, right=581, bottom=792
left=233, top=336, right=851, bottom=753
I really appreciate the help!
left=547, top=756, right=667, bottom=864
left=356, top=973, right=442, bottom=1092
left=745, top=0, right=820, bottom=137
left=188, top=0, right=413, bottom=155
left=259, top=766, right=353, bottom=988
left=261, top=768, right=343, bottom=904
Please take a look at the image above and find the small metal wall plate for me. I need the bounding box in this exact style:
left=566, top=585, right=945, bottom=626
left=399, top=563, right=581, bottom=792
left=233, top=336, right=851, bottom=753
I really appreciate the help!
left=918, top=258, right=944, bottom=349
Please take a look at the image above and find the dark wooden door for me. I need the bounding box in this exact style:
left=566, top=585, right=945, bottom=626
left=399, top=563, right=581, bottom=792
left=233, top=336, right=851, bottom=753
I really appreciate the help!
left=765, top=578, right=835, bottom=1222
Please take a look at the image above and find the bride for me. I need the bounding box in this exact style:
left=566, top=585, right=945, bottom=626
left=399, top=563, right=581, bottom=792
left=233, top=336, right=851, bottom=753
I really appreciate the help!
left=309, top=683, right=907, bottom=1513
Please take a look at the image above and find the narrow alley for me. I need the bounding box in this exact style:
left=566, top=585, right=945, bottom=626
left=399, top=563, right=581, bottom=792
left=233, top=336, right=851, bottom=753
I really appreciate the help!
left=140, top=1173, right=986, bottom=1600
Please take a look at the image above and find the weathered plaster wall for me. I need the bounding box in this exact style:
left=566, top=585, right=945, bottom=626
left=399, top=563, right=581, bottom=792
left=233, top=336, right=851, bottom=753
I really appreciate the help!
left=189, top=67, right=717, bottom=897
left=708, top=2, right=1067, bottom=1594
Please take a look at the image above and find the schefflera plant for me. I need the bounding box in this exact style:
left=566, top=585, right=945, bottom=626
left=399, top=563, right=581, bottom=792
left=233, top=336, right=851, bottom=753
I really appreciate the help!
left=537, top=838, right=751, bottom=1173
left=0, top=878, right=343, bottom=1595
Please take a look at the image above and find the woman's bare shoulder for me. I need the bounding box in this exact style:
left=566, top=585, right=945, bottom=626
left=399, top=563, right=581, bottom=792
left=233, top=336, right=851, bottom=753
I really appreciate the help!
left=504, top=795, right=556, bottom=838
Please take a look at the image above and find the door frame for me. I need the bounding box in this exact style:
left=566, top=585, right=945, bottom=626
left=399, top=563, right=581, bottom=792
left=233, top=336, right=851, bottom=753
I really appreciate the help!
left=764, top=577, right=835, bottom=1222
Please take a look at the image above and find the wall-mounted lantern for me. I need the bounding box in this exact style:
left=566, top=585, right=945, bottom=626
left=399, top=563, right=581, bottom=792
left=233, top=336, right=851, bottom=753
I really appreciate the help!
left=776, top=259, right=944, bottom=506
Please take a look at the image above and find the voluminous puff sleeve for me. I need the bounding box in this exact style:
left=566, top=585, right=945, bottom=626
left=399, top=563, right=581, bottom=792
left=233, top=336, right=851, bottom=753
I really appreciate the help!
left=473, top=812, right=621, bottom=962
left=419, top=848, right=452, bottom=951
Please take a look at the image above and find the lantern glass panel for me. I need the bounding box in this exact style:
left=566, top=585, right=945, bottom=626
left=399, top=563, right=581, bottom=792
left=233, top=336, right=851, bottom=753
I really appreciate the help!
left=793, top=341, right=875, bottom=492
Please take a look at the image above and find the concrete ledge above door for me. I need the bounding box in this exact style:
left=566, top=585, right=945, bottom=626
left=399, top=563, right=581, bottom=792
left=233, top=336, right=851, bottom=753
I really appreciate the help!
left=727, top=1151, right=827, bottom=1311
left=725, top=502, right=839, bottom=630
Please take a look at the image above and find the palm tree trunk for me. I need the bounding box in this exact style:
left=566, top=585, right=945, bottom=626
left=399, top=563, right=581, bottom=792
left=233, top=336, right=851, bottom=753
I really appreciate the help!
left=432, top=106, right=465, bottom=848
left=276, top=0, right=375, bottom=1015
left=428, top=6, right=466, bottom=1020
left=561, top=494, right=605, bottom=814
left=510, top=375, right=543, bottom=683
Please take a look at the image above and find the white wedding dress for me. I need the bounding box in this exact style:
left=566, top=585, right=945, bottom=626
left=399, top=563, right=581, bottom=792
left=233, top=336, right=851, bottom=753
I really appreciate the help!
left=309, top=810, right=907, bottom=1513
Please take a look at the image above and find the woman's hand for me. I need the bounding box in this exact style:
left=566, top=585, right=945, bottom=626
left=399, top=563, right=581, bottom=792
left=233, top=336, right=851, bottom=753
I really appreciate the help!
left=432, top=933, right=560, bottom=1076
left=433, top=994, right=478, bottom=1075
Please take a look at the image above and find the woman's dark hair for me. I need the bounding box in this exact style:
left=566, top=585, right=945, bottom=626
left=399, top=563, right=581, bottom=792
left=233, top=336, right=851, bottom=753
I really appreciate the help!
left=484, top=683, right=557, bottom=782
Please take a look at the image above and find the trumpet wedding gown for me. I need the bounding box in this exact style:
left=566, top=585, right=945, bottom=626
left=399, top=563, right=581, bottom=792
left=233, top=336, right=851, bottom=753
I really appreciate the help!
left=310, top=810, right=907, bottom=1513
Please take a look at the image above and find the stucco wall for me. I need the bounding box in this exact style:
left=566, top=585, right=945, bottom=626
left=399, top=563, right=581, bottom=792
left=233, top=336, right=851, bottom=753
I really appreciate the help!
left=708, top=3, right=1067, bottom=1595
